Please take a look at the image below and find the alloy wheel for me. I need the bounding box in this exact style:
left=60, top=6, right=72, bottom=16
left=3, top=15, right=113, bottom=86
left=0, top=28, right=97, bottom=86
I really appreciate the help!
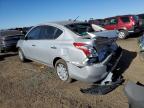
left=56, top=63, right=68, bottom=81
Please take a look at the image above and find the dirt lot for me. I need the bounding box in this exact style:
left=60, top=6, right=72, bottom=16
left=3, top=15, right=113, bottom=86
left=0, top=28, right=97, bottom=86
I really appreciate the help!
left=0, top=35, right=144, bottom=108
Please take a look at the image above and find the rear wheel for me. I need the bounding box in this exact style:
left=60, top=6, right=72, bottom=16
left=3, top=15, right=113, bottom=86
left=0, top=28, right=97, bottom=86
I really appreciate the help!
left=55, top=59, right=72, bottom=83
left=18, top=48, right=26, bottom=62
left=118, top=30, right=128, bottom=39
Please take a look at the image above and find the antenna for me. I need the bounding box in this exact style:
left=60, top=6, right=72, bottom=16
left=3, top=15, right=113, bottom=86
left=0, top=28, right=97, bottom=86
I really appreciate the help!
left=73, top=16, right=79, bottom=22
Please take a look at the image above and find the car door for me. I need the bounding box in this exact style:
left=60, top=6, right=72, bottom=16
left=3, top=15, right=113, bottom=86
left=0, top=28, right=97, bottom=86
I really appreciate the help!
left=22, top=26, right=41, bottom=59
left=32, top=25, right=63, bottom=66
left=119, top=16, right=131, bottom=30
left=104, top=18, right=118, bottom=30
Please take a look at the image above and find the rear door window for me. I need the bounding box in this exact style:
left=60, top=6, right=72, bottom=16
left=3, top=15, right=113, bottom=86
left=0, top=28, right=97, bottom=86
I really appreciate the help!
left=40, top=26, right=63, bottom=40
left=53, top=29, right=63, bottom=39
left=104, top=18, right=118, bottom=25
left=121, top=17, right=130, bottom=23
left=109, top=18, right=118, bottom=25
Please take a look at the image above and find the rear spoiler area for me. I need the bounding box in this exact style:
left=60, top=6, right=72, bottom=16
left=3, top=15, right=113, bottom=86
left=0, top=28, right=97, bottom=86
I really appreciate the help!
left=93, top=30, right=119, bottom=39
left=85, top=30, right=119, bottom=41
left=87, top=30, right=119, bottom=45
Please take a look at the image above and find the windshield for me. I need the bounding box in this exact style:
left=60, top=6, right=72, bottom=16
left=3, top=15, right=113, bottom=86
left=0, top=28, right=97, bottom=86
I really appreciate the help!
left=65, top=23, right=95, bottom=36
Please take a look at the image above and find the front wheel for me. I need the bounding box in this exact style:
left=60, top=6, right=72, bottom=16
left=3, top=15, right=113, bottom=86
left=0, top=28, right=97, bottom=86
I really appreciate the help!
left=18, top=49, right=26, bottom=62
left=118, top=30, right=128, bottom=39
left=55, top=59, right=72, bottom=83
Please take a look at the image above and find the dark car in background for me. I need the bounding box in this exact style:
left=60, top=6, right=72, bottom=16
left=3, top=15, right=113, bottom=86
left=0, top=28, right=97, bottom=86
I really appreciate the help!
left=9, top=26, right=32, bottom=35
left=137, top=14, right=144, bottom=31
left=0, top=30, right=24, bottom=53
left=103, top=15, right=140, bottom=39
left=89, top=18, right=104, bottom=27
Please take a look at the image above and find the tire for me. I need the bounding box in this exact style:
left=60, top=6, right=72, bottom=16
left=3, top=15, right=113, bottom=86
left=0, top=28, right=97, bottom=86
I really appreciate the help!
left=118, top=30, right=128, bottom=39
left=18, top=48, right=26, bottom=62
left=55, top=59, right=72, bottom=83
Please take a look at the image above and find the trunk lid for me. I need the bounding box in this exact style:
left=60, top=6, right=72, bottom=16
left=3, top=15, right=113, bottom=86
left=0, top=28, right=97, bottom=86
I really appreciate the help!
left=77, top=30, right=118, bottom=62
left=93, top=37, right=116, bottom=62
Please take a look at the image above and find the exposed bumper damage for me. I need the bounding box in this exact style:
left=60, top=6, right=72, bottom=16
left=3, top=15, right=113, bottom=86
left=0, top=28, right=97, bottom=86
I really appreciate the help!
left=67, top=47, right=123, bottom=83
left=80, top=76, right=124, bottom=95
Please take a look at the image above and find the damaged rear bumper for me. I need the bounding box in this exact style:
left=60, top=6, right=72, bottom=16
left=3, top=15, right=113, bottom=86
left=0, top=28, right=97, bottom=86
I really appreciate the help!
left=67, top=47, right=123, bottom=83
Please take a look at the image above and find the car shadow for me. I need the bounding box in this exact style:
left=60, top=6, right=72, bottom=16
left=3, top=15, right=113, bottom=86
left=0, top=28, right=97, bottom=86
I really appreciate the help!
left=112, top=49, right=137, bottom=80
left=0, top=52, right=17, bottom=61
left=80, top=49, right=137, bottom=95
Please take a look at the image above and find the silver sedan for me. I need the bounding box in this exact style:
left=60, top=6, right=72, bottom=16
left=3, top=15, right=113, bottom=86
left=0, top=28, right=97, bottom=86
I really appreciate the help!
left=17, top=21, right=122, bottom=83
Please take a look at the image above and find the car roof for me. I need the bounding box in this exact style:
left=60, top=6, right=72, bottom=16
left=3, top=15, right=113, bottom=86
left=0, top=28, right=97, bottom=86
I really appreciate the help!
left=41, top=20, right=87, bottom=26
left=104, top=15, right=135, bottom=20
left=0, top=30, right=23, bottom=37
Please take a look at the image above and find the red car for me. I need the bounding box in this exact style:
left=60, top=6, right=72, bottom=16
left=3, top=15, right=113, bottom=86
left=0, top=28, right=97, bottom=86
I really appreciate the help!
left=103, top=15, right=140, bottom=39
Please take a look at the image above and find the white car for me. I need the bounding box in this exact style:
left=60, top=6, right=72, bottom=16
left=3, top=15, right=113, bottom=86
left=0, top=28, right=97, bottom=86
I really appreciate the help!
left=17, top=21, right=122, bottom=83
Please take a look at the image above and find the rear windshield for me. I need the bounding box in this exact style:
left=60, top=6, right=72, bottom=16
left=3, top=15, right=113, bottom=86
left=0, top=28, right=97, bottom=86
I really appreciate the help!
left=65, top=23, right=95, bottom=36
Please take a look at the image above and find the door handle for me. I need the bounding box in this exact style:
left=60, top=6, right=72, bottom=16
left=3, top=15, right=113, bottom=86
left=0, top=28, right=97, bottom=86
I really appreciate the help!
left=51, top=46, right=57, bottom=49
left=32, top=45, right=36, bottom=46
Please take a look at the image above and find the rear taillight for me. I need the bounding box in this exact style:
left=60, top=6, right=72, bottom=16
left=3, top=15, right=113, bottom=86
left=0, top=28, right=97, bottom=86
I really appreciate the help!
left=73, top=42, right=98, bottom=58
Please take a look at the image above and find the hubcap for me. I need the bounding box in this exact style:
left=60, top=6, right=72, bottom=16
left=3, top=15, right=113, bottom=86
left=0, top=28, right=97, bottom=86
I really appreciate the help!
left=119, top=32, right=125, bottom=39
left=56, top=63, right=68, bottom=81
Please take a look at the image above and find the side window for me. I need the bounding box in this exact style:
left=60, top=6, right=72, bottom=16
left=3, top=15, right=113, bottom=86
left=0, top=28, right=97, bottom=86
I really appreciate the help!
left=54, top=29, right=63, bottom=39
left=26, top=27, right=41, bottom=40
left=109, top=18, right=118, bottom=25
left=104, top=18, right=117, bottom=25
left=121, top=17, right=130, bottom=23
left=40, top=26, right=62, bottom=40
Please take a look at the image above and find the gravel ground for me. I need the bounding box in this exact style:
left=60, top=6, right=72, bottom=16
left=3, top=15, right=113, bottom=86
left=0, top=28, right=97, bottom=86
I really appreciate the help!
left=0, top=34, right=144, bottom=108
